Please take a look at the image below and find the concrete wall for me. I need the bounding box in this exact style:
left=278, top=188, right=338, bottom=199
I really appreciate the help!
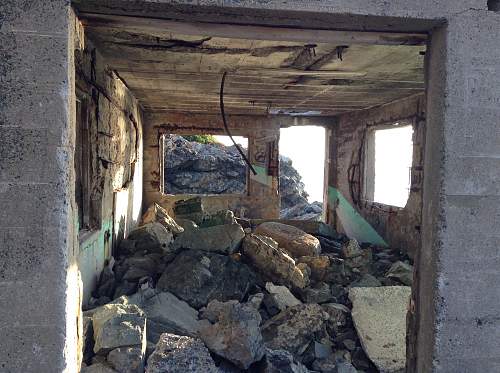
left=331, top=94, right=426, bottom=257
left=143, top=112, right=281, bottom=219
left=0, top=1, right=80, bottom=371
left=411, top=10, right=500, bottom=373
left=73, top=18, right=144, bottom=305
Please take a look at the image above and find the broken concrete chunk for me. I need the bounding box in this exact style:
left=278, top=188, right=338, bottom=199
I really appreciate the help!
left=199, top=300, right=265, bottom=369
left=265, top=282, right=302, bottom=311
left=91, top=303, right=146, bottom=355
left=261, top=304, right=329, bottom=356
left=349, top=286, right=411, bottom=373
left=255, top=222, right=321, bottom=258
left=141, top=203, right=184, bottom=235
left=385, top=261, right=413, bottom=286
left=262, top=348, right=311, bottom=373
left=172, top=222, right=245, bottom=255
left=107, top=347, right=144, bottom=373
left=157, top=249, right=256, bottom=309
left=242, top=234, right=309, bottom=289
left=146, top=333, right=219, bottom=373
left=125, top=223, right=174, bottom=255
left=126, top=290, right=203, bottom=341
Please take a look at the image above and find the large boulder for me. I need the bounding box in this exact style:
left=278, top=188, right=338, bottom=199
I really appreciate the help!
left=124, top=223, right=174, bottom=255
left=261, top=304, right=329, bottom=356
left=91, top=303, right=146, bottom=355
left=199, top=300, right=265, bottom=369
left=349, top=286, right=411, bottom=373
left=172, top=222, right=245, bottom=255
left=242, top=234, right=309, bottom=289
left=157, top=249, right=256, bottom=309
left=255, top=222, right=321, bottom=258
left=146, top=333, right=219, bottom=373
left=125, top=290, right=203, bottom=342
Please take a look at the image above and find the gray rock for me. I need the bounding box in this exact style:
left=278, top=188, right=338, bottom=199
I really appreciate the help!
left=261, top=304, right=329, bottom=356
left=242, top=234, right=309, bottom=289
left=385, top=261, right=413, bottom=286
left=81, top=363, right=117, bottom=373
left=349, top=286, right=411, bottom=373
left=262, top=348, right=311, bottom=373
left=125, top=223, right=174, bottom=255
left=172, top=222, right=245, bottom=255
left=125, top=291, right=203, bottom=342
left=255, top=222, right=321, bottom=258
left=146, top=333, right=219, bottom=373
left=200, top=210, right=237, bottom=227
left=157, top=249, right=256, bottom=309
left=248, top=293, right=265, bottom=310
left=322, top=303, right=350, bottom=335
left=107, top=347, right=144, bottom=373
left=351, top=274, right=382, bottom=288
left=199, top=300, right=265, bottom=369
left=265, top=283, right=302, bottom=311
left=299, top=282, right=333, bottom=304
left=91, top=303, right=146, bottom=355
left=141, top=203, right=184, bottom=235
left=341, top=240, right=372, bottom=269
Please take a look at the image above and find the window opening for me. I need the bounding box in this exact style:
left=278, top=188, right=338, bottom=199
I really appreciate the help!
left=364, top=123, right=413, bottom=208
left=162, top=134, right=248, bottom=195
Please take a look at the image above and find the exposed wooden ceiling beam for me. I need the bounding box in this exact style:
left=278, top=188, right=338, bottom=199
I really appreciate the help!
left=80, top=13, right=428, bottom=46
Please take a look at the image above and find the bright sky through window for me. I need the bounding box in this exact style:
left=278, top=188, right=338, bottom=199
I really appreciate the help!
left=373, top=125, right=413, bottom=207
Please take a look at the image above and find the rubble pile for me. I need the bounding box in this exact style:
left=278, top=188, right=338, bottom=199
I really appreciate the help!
left=82, top=201, right=413, bottom=373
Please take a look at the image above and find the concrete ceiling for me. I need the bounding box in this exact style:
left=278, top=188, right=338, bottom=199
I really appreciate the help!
left=81, top=15, right=426, bottom=117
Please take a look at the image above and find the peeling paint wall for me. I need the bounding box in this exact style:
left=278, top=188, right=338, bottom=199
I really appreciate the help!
left=143, top=112, right=280, bottom=219
left=73, top=18, right=144, bottom=304
left=329, top=94, right=426, bottom=257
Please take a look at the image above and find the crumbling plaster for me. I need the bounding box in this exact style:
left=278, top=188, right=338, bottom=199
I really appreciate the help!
left=74, top=17, right=144, bottom=305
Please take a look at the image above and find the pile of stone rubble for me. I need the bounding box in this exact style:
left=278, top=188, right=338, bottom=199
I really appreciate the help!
left=82, top=200, right=413, bottom=373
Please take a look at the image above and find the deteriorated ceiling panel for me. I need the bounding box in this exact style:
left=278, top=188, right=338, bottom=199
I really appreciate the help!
left=81, top=15, right=426, bottom=117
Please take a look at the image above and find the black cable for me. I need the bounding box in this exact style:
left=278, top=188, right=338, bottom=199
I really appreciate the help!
left=220, top=72, right=258, bottom=175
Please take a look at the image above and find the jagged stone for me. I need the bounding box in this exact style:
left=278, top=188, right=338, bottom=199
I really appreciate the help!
left=125, top=290, right=204, bottom=342
left=349, top=286, right=411, bottom=373
left=385, top=261, right=413, bottom=286
left=146, top=333, right=218, bottom=373
left=125, top=223, right=174, bottom=255
left=322, top=303, right=350, bottom=335
left=81, top=363, right=117, bottom=373
left=255, top=222, right=321, bottom=258
left=298, top=282, right=333, bottom=304
left=351, top=274, right=382, bottom=288
left=261, top=304, right=329, bottom=356
left=242, top=234, right=309, bottom=289
left=141, top=203, right=184, bottom=235
left=200, top=210, right=237, bottom=227
left=248, top=293, right=265, bottom=310
left=91, top=303, right=146, bottom=355
left=157, top=249, right=256, bottom=309
left=107, top=347, right=144, bottom=373
left=341, top=240, right=372, bottom=269
left=261, top=348, right=311, bottom=373
left=172, top=222, right=245, bottom=255
left=199, top=300, right=265, bottom=369
left=265, top=282, right=302, bottom=311
left=296, top=255, right=330, bottom=282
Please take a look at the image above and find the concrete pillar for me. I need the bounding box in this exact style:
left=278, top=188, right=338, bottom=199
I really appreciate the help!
left=0, top=2, right=79, bottom=372
left=416, top=10, right=500, bottom=372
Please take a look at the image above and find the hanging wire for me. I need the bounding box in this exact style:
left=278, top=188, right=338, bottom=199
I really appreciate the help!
left=219, top=72, right=257, bottom=175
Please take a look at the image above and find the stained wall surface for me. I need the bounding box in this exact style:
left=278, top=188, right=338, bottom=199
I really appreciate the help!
left=74, top=18, right=144, bottom=305
left=143, top=113, right=281, bottom=219
left=331, top=94, right=426, bottom=257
